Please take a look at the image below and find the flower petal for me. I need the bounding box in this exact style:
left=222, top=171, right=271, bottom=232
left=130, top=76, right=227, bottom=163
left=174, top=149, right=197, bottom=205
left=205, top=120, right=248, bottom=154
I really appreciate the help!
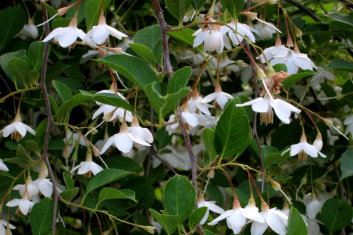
left=106, top=25, right=128, bottom=40
left=1, top=123, right=16, bottom=137
left=115, top=133, right=133, bottom=153
left=266, top=211, right=287, bottom=235
left=100, top=135, right=116, bottom=154
left=208, top=209, right=233, bottom=226
left=14, top=122, right=27, bottom=137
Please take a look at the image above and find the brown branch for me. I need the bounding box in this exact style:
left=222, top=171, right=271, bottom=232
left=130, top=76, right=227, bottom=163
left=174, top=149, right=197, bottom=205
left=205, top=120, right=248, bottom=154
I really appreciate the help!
left=284, top=0, right=321, bottom=22
left=40, top=5, right=60, bottom=234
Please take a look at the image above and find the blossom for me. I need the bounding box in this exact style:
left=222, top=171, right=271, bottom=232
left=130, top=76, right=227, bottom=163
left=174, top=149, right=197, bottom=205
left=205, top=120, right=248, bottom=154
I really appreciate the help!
left=236, top=95, right=301, bottom=124
left=128, top=116, right=153, bottom=145
left=259, top=45, right=290, bottom=63
left=62, top=129, right=87, bottom=158
left=166, top=106, right=198, bottom=135
left=100, top=122, right=150, bottom=154
left=6, top=196, right=35, bottom=216
left=208, top=204, right=264, bottom=234
left=188, top=92, right=212, bottom=115
left=71, top=160, right=103, bottom=176
left=85, top=15, right=127, bottom=45
left=0, top=159, right=9, bottom=172
left=198, top=199, right=224, bottom=224
left=42, top=18, right=85, bottom=48
left=251, top=208, right=288, bottom=235
left=13, top=177, right=39, bottom=201
left=222, top=22, right=255, bottom=46
left=17, top=18, right=38, bottom=39
left=193, top=25, right=225, bottom=53
left=203, top=85, right=233, bottom=109
left=253, top=21, right=277, bottom=40
left=33, top=161, right=53, bottom=198
left=282, top=134, right=327, bottom=160
left=0, top=113, right=36, bottom=141
left=0, top=219, right=15, bottom=234
left=270, top=49, right=316, bottom=75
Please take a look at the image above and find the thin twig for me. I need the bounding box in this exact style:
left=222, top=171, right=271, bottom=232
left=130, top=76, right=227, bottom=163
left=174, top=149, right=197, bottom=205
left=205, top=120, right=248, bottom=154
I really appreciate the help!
left=284, top=0, right=320, bottom=22
left=40, top=5, right=60, bottom=234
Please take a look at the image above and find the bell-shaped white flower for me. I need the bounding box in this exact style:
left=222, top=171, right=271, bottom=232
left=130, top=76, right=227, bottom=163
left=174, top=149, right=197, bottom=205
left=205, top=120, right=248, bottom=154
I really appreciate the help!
left=193, top=24, right=225, bottom=53
left=17, top=18, right=38, bottom=40
left=0, top=219, right=15, bottom=234
left=13, top=176, right=39, bottom=201
left=42, top=17, right=85, bottom=48
left=0, top=113, right=36, bottom=141
left=270, top=48, right=316, bottom=74
left=128, top=116, right=153, bottom=144
left=100, top=122, right=150, bottom=154
left=282, top=134, right=327, bottom=160
left=259, top=45, right=290, bottom=63
left=72, top=148, right=103, bottom=177
left=236, top=95, right=301, bottom=124
left=166, top=105, right=199, bottom=135
left=6, top=189, right=35, bottom=215
left=203, top=84, right=233, bottom=109
left=33, top=161, right=53, bottom=198
left=0, top=159, right=9, bottom=171
left=252, top=18, right=279, bottom=40
left=85, top=15, right=127, bottom=45
left=222, top=22, right=255, bottom=46
left=188, top=92, right=212, bottom=115
left=198, top=197, right=224, bottom=224
left=251, top=207, right=288, bottom=235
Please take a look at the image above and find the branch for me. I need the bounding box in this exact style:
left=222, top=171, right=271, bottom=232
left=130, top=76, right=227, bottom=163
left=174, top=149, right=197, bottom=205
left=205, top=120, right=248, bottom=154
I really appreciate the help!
left=40, top=5, right=60, bottom=234
left=284, top=0, right=321, bottom=22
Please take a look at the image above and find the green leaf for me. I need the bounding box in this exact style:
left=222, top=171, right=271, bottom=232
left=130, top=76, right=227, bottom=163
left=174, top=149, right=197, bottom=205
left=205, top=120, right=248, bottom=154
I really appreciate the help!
left=340, top=149, right=353, bottom=180
left=220, top=0, right=245, bottom=19
left=85, top=169, right=132, bottom=196
left=52, top=18, right=71, bottom=29
left=52, top=80, right=73, bottom=102
left=0, top=6, right=26, bottom=52
left=188, top=207, right=207, bottom=229
left=62, top=187, right=79, bottom=201
left=28, top=41, right=45, bottom=71
left=0, top=50, right=26, bottom=81
left=8, top=57, right=30, bottom=88
left=320, top=199, right=353, bottom=233
left=95, top=54, right=158, bottom=91
left=168, top=28, right=194, bottom=46
left=165, top=0, right=192, bottom=23
left=29, top=198, right=54, bottom=235
left=56, top=93, right=91, bottom=122
left=163, top=175, right=196, bottom=223
left=129, top=43, right=157, bottom=66
left=273, top=63, right=287, bottom=73
left=145, top=82, right=190, bottom=120
left=134, top=25, right=163, bottom=64
left=325, top=13, right=353, bottom=28
left=282, top=70, right=315, bottom=90
left=167, top=66, right=192, bottom=93
left=191, top=0, right=207, bottom=10
left=202, top=128, right=218, bottom=167
left=287, top=207, right=307, bottom=235
left=97, top=187, right=136, bottom=207
left=150, top=209, right=179, bottom=235
left=84, top=0, right=102, bottom=30
left=215, top=98, right=251, bottom=158
left=327, top=59, right=353, bottom=72
left=63, top=172, right=75, bottom=189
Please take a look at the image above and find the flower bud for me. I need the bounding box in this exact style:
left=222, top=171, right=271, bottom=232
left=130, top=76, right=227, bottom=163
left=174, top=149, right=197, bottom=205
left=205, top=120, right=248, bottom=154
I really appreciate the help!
left=207, top=168, right=215, bottom=179
left=270, top=179, right=281, bottom=191
left=313, top=132, right=323, bottom=151
left=242, top=12, right=258, bottom=21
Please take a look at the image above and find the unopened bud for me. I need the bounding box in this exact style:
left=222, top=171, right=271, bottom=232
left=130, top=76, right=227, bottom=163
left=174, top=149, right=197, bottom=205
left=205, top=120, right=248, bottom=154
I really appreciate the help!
left=266, top=0, right=278, bottom=4
left=270, top=179, right=281, bottom=191
left=207, top=168, right=215, bottom=179
left=313, top=132, right=323, bottom=151
left=57, top=6, right=70, bottom=16
left=286, top=36, right=294, bottom=47
left=323, top=118, right=333, bottom=126
left=256, top=67, right=267, bottom=81
left=91, top=145, right=101, bottom=157
left=242, top=12, right=258, bottom=21
left=295, top=27, right=303, bottom=37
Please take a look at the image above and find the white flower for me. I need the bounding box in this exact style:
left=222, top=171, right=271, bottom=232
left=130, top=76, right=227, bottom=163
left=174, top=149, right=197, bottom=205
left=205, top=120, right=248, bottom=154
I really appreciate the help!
left=85, top=15, right=127, bottom=45
left=282, top=134, right=327, bottom=160
left=203, top=86, right=233, bottom=109
left=208, top=205, right=264, bottom=234
left=0, top=159, right=9, bottom=171
left=195, top=114, right=218, bottom=128
left=13, top=177, right=39, bottom=201
left=251, top=208, right=288, bottom=235
left=42, top=18, right=85, bottom=48
left=6, top=197, right=35, bottom=216
left=344, top=114, right=353, bottom=138
left=198, top=199, right=224, bottom=224
left=100, top=123, right=150, bottom=154
left=0, top=219, right=15, bottom=234
left=188, top=93, right=212, bottom=115
left=236, top=95, right=301, bottom=124
left=17, top=18, right=38, bottom=40
left=0, top=113, right=36, bottom=141
left=253, top=21, right=277, bottom=40
left=71, top=160, right=103, bottom=176
left=166, top=109, right=198, bottom=135
left=128, top=116, right=153, bottom=144
left=259, top=45, right=290, bottom=63
left=222, top=22, right=255, bottom=46
left=193, top=24, right=225, bottom=53
left=303, top=193, right=331, bottom=219
left=33, top=178, right=53, bottom=198
left=270, top=50, right=316, bottom=75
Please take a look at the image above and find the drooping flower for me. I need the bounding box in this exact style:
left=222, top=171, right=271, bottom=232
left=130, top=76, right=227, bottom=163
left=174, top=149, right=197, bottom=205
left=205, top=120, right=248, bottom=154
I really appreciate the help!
left=33, top=161, right=53, bottom=198
left=259, top=45, right=290, bottom=63
left=193, top=23, right=225, bottom=53
left=0, top=219, right=15, bottom=234
left=188, top=91, right=212, bottom=115
left=62, top=129, right=88, bottom=158
left=282, top=134, right=327, bottom=160
left=72, top=148, right=103, bottom=178
left=236, top=95, right=301, bottom=124
left=166, top=104, right=198, bottom=135
left=203, top=84, right=233, bottom=109
left=128, top=116, right=153, bottom=145
left=252, top=19, right=278, bottom=40
left=0, top=112, right=36, bottom=141
left=100, top=122, right=150, bottom=154
left=0, top=159, right=9, bottom=172
left=13, top=176, right=39, bottom=202
left=222, top=22, right=256, bottom=46
left=6, top=188, right=35, bottom=215
left=17, top=18, right=38, bottom=40
left=85, top=15, right=127, bottom=45
left=251, top=206, right=288, bottom=235
left=42, top=17, right=85, bottom=48
left=198, top=197, right=224, bottom=224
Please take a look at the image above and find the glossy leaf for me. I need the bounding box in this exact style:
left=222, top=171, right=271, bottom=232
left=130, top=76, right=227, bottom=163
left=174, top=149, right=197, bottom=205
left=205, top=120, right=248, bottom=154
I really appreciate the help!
left=167, top=66, right=192, bottom=93
left=320, top=199, right=353, bottom=233
left=282, top=70, right=315, bottom=90
left=340, top=149, right=353, bottom=180
left=188, top=207, right=207, bottom=229
left=134, top=25, right=162, bottom=64
left=287, top=207, right=307, bottom=235
left=27, top=41, right=45, bottom=72
left=8, top=57, right=30, bottom=88
left=202, top=128, right=218, bottom=167
left=129, top=43, right=157, bottom=66
left=56, top=93, right=91, bottom=122
left=191, top=0, right=207, bottom=10
left=0, top=50, right=26, bottom=81
left=52, top=80, right=73, bottom=102
left=165, top=0, right=192, bottom=23
left=84, top=0, right=101, bottom=30
left=220, top=0, right=245, bottom=19
left=29, top=198, right=54, bottom=235
left=63, top=172, right=75, bottom=189
left=168, top=28, right=194, bottom=46
left=62, top=187, right=79, bottom=201
left=150, top=209, right=179, bottom=235
left=97, top=187, right=136, bottom=206
left=327, top=59, right=353, bottom=72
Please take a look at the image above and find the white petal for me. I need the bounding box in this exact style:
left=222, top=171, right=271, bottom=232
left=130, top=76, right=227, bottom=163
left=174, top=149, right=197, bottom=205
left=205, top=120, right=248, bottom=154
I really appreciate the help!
left=251, top=220, right=268, bottom=235
left=19, top=199, right=34, bottom=215
left=302, top=143, right=319, bottom=158
left=42, top=27, right=65, bottom=42
left=55, top=27, right=78, bottom=48
left=89, top=162, right=104, bottom=175
left=227, top=209, right=246, bottom=234
left=200, top=208, right=210, bottom=225
left=24, top=124, right=36, bottom=135
left=91, top=25, right=110, bottom=45
left=100, top=135, right=116, bottom=154
left=1, top=123, right=16, bottom=137
left=6, top=199, right=20, bottom=207
left=76, top=28, right=86, bottom=40
left=77, top=162, right=91, bottom=175
left=208, top=209, right=233, bottom=226
left=266, top=211, right=287, bottom=235
left=318, top=151, right=327, bottom=158
left=127, top=133, right=151, bottom=146
left=290, top=143, right=304, bottom=156
left=0, top=159, right=9, bottom=171
left=106, top=25, right=128, bottom=40
left=204, top=201, right=225, bottom=214
left=115, top=133, right=133, bottom=153
left=241, top=206, right=265, bottom=223
left=182, top=112, right=198, bottom=127
left=203, top=93, right=218, bottom=103
left=37, top=179, right=53, bottom=197
left=14, top=122, right=27, bottom=137
left=193, top=30, right=207, bottom=48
